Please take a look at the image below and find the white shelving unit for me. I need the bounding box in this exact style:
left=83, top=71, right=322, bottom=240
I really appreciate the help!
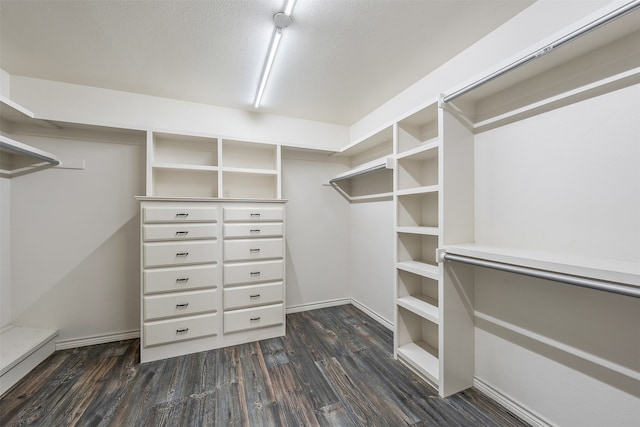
left=329, top=126, right=394, bottom=202
left=145, top=132, right=281, bottom=200
left=392, top=95, right=476, bottom=397
left=393, top=99, right=445, bottom=387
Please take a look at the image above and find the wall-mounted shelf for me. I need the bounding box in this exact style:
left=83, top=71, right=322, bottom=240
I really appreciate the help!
left=443, top=243, right=640, bottom=289
left=329, top=126, right=394, bottom=202
left=1, top=98, right=61, bottom=178
left=443, top=2, right=640, bottom=133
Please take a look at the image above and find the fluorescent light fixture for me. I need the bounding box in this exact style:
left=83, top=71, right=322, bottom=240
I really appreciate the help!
left=284, top=0, right=296, bottom=16
left=253, top=0, right=296, bottom=108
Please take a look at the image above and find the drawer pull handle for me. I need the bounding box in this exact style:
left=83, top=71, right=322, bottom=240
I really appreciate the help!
left=176, top=252, right=189, bottom=257
left=175, top=213, right=189, bottom=218
left=250, top=272, right=261, bottom=277
left=250, top=317, right=261, bottom=321
left=176, top=303, right=189, bottom=308
left=250, top=248, right=261, bottom=253
left=250, top=213, right=261, bottom=218
left=250, top=294, right=261, bottom=299
left=176, top=328, right=189, bottom=334
left=175, top=231, right=189, bottom=236
left=176, top=277, right=189, bottom=283
left=250, top=229, right=261, bottom=234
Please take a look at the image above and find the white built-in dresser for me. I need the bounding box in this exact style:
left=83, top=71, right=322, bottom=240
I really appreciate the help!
left=137, top=132, right=286, bottom=363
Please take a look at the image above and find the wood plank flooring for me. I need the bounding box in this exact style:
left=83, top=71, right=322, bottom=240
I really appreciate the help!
left=0, top=305, right=529, bottom=426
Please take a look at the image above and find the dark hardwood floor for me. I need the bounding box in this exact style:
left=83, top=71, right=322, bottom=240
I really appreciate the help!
left=1, top=305, right=529, bottom=426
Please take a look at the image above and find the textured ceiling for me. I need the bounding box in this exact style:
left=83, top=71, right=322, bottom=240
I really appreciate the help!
left=0, top=0, right=533, bottom=125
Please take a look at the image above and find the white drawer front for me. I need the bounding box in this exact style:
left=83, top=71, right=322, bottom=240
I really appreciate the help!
left=144, top=264, right=218, bottom=294
left=144, top=241, right=218, bottom=268
left=224, top=223, right=284, bottom=239
left=144, top=206, right=218, bottom=223
left=143, top=223, right=218, bottom=242
left=223, top=238, right=283, bottom=262
left=224, top=282, right=283, bottom=310
left=223, top=207, right=284, bottom=222
left=224, top=303, right=284, bottom=334
left=224, top=260, right=283, bottom=285
left=144, top=313, right=218, bottom=347
left=144, top=289, right=218, bottom=321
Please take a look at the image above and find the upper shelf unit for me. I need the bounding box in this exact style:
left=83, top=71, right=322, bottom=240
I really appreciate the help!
left=0, top=97, right=60, bottom=178
left=329, top=126, right=394, bottom=202
left=146, top=131, right=281, bottom=200
left=443, top=1, right=640, bottom=133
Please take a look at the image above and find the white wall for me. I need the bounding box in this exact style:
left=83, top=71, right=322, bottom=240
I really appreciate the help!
left=281, top=149, right=351, bottom=310
left=0, top=178, right=10, bottom=328
left=9, top=128, right=145, bottom=343
left=8, top=75, right=349, bottom=152
left=472, top=86, right=640, bottom=426
left=350, top=0, right=613, bottom=143
left=350, top=200, right=394, bottom=327
left=474, top=84, right=640, bottom=261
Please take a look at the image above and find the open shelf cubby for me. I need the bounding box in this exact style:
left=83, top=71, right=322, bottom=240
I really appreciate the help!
left=153, top=133, right=218, bottom=167
left=396, top=143, right=439, bottom=192
left=397, top=270, right=439, bottom=324
left=396, top=306, right=440, bottom=384
left=397, top=192, right=439, bottom=229
left=396, top=102, right=439, bottom=154
left=221, top=140, right=277, bottom=171
left=222, top=171, right=278, bottom=199
left=153, top=168, right=218, bottom=198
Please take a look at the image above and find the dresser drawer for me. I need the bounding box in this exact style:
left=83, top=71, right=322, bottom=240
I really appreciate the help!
left=224, top=282, right=283, bottom=310
left=224, top=303, right=284, bottom=334
left=144, top=289, right=218, bottom=321
left=144, top=313, right=218, bottom=347
left=144, top=241, right=218, bottom=268
left=224, top=260, right=284, bottom=285
left=144, top=206, right=218, bottom=223
left=223, top=207, right=284, bottom=222
left=143, top=223, right=218, bottom=242
left=223, top=223, right=284, bottom=239
left=223, top=238, right=283, bottom=262
left=144, top=264, right=218, bottom=294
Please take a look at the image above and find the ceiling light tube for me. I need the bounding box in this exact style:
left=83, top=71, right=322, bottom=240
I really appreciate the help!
left=253, top=0, right=296, bottom=108
left=254, top=27, right=283, bottom=108
left=284, top=0, right=296, bottom=16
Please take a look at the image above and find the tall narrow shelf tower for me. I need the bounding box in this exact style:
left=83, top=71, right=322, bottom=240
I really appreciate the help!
left=393, top=99, right=474, bottom=397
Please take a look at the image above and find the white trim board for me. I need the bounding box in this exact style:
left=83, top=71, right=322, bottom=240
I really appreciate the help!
left=55, top=329, right=140, bottom=351
left=473, top=377, right=553, bottom=427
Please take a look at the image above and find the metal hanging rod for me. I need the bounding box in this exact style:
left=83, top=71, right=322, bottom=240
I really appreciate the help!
left=329, top=162, right=389, bottom=184
left=442, top=0, right=640, bottom=104
left=442, top=253, right=640, bottom=299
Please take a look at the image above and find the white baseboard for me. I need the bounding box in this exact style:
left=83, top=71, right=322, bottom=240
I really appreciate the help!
left=285, top=298, right=351, bottom=314
left=54, top=300, right=392, bottom=351
left=350, top=299, right=393, bottom=330
left=56, top=329, right=140, bottom=351
left=474, top=377, right=553, bottom=427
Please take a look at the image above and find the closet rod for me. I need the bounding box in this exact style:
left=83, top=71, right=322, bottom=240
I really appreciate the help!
left=442, top=0, right=640, bottom=104
left=329, top=163, right=386, bottom=183
left=0, top=138, right=60, bottom=166
left=442, top=253, right=640, bottom=299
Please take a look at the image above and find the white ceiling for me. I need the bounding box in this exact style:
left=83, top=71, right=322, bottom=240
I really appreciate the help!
left=0, top=0, right=533, bottom=126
